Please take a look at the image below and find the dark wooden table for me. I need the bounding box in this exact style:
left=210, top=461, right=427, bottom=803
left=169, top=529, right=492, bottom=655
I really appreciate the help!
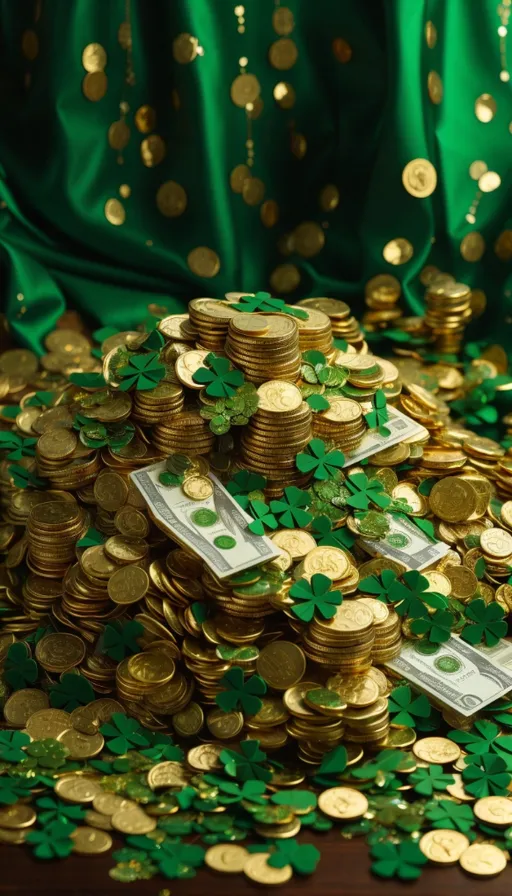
left=2, top=831, right=511, bottom=895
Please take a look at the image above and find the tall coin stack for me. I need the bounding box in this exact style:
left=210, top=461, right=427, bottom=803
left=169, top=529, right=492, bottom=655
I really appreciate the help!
left=425, top=281, right=472, bottom=354
left=132, top=381, right=184, bottom=425
left=225, top=314, right=301, bottom=384
left=27, top=501, right=86, bottom=578
left=358, top=598, right=402, bottom=663
left=153, top=409, right=215, bottom=456
left=302, top=601, right=375, bottom=672
left=363, top=274, right=403, bottom=332
left=297, top=298, right=365, bottom=349
left=295, top=309, right=333, bottom=356
left=188, top=298, right=239, bottom=352
left=312, top=396, right=366, bottom=452
left=283, top=680, right=346, bottom=762
left=326, top=670, right=390, bottom=745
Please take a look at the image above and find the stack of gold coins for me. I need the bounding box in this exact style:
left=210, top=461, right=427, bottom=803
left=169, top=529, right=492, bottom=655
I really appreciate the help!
left=295, top=308, right=333, bottom=356
left=283, top=680, right=346, bottom=762
left=225, top=314, right=301, bottom=384
left=340, top=696, right=390, bottom=745
left=334, top=352, right=387, bottom=400
left=496, top=458, right=512, bottom=496
left=182, top=637, right=232, bottom=703
left=131, top=381, right=184, bottom=425
left=27, top=501, right=86, bottom=578
left=158, top=313, right=197, bottom=344
left=188, top=298, right=239, bottom=351
left=425, top=281, right=472, bottom=354
left=153, top=409, right=215, bottom=456
left=244, top=695, right=290, bottom=749
left=363, top=274, right=403, bottom=332
left=312, top=396, right=366, bottom=452
left=22, top=573, right=63, bottom=619
left=297, top=297, right=365, bottom=348
left=241, top=381, right=312, bottom=490
left=293, top=546, right=360, bottom=597
left=479, top=527, right=512, bottom=579
left=462, top=435, right=505, bottom=481
left=357, top=598, right=402, bottom=663
left=303, top=601, right=375, bottom=672
left=115, top=645, right=177, bottom=702
left=202, top=569, right=280, bottom=618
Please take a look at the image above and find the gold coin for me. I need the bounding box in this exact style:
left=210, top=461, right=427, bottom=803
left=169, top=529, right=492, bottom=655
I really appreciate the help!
left=230, top=164, right=251, bottom=193
left=187, top=743, right=224, bottom=771
left=172, top=33, right=199, bottom=64
left=319, top=184, right=340, bottom=211
left=495, top=230, right=512, bottom=262
left=475, top=93, right=497, bottom=123
left=230, top=73, right=261, bottom=108
left=92, top=794, right=136, bottom=816
left=156, top=181, right=187, bottom=217
left=35, top=633, right=85, bottom=672
left=57, top=729, right=105, bottom=760
left=205, top=843, right=249, bottom=874
left=459, top=843, right=507, bottom=876
left=473, top=796, right=512, bottom=827
left=206, top=708, right=244, bottom=739
left=271, top=529, right=317, bottom=560
left=428, top=70, right=443, bottom=103
left=71, top=698, right=124, bottom=735
left=104, top=198, right=125, bottom=226
left=187, top=247, right=221, bottom=278
left=382, top=238, right=414, bottom=265
left=141, top=135, right=166, bottom=167
left=94, top=471, right=128, bottom=510
left=0, top=804, right=36, bottom=829
left=257, top=381, right=302, bottom=413
left=37, top=428, right=77, bottom=460
left=317, top=787, right=368, bottom=820
left=115, top=507, right=149, bottom=538
left=172, top=702, right=204, bottom=737
left=107, top=564, right=149, bottom=604
left=273, top=81, right=295, bottom=109
left=332, top=37, right=352, bottom=63
left=412, top=736, right=461, bottom=764
left=244, top=852, right=292, bottom=885
left=294, top=221, right=325, bottom=258
left=326, top=673, right=379, bottom=707
left=83, top=71, right=107, bottom=101
left=269, top=263, right=301, bottom=293
left=111, top=807, right=156, bottom=835
left=22, top=29, right=39, bottom=60
left=148, top=761, right=190, bottom=790
left=425, top=21, right=437, bottom=48
left=444, top=566, right=477, bottom=602
left=257, top=641, right=306, bottom=689
left=242, top=177, right=266, bottom=206
left=460, top=232, right=485, bottom=262
left=3, top=689, right=49, bottom=727
left=303, top=546, right=349, bottom=581
left=480, top=527, right=512, bottom=559
left=272, top=6, right=294, bottom=35
left=55, top=776, right=102, bottom=804
left=127, top=651, right=175, bottom=685
left=419, top=829, right=469, bottom=864
left=322, top=397, right=362, bottom=422
left=269, top=38, right=298, bottom=70
left=26, top=708, right=71, bottom=740
left=135, top=104, right=156, bottom=133
left=71, top=826, right=112, bottom=855
left=429, top=477, right=478, bottom=523
left=182, top=475, right=213, bottom=501
left=108, top=120, right=130, bottom=151
left=402, top=159, right=437, bottom=198
left=478, top=171, right=501, bottom=192
left=84, top=810, right=113, bottom=831
left=82, top=43, right=107, bottom=72
left=0, top=827, right=26, bottom=844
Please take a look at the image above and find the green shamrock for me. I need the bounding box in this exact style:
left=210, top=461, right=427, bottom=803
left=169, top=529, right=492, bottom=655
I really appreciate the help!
left=159, top=471, right=184, bottom=487
left=267, top=839, right=321, bottom=876
left=50, top=673, right=95, bottom=711
left=316, top=745, right=348, bottom=778
left=486, top=698, right=512, bottom=728
left=140, top=732, right=184, bottom=762
left=311, top=516, right=355, bottom=550
left=388, top=570, right=447, bottom=618
left=35, top=796, right=86, bottom=826
left=235, top=290, right=307, bottom=319
left=270, top=486, right=313, bottom=528
left=226, top=470, right=267, bottom=509
left=69, top=371, right=107, bottom=390
left=155, top=840, right=206, bottom=880
left=296, top=439, right=345, bottom=481
left=370, top=841, right=427, bottom=881
left=26, top=820, right=77, bottom=860
left=351, top=750, right=410, bottom=782
left=192, top=353, right=245, bottom=398
left=410, top=608, right=455, bottom=643
left=447, top=719, right=512, bottom=759
left=101, top=620, right=144, bottom=661
left=117, top=351, right=166, bottom=391
left=388, top=686, right=431, bottom=728
left=247, top=500, right=279, bottom=535
left=8, top=464, right=46, bottom=489
left=76, top=527, right=105, bottom=548
left=4, top=642, right=38, bottom=690
left=0, top=776, right=34, bottom=805
left=101, top=712, right=150, bottom=755
left=364, top=389, right=390, bottom=436
left=408, top=765, right=454, bottom=796
left=462, top=753, right=512, bottom=797
left=461, top=598, right=507, bottom=647
left=202, top=775, right=267, bottom=805
left=306, top=393, right=331, bottom=412
left=220, top=739, right=271, bottom=783
left=0, top=730, right=30, bottom=762
left=359, top=569, right=399, bottom=602
left=424, top=799, right=475, bottom=833
left=24, top=738, right=69, bottom=769
left=288, top=573, right=342, bottom=622
left=216, top=667, right=267, bottom=715
left=0, top=431, right=37, bottom=460
left=344, top=472, right=391, bottom=511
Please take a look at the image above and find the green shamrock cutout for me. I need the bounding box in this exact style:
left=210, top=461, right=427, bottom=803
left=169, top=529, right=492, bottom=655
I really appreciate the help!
left=408, top=765, right=454, bottom=796
left=461, top=598, right=507, bottom=647
left=447, top=719, right=509, bottom=758
left=316, top=745, right=348, bottom=778
left=26, top=820, right=77, bottom=860
left=351, top=749, right=409, bottom=781
left=24, top=738, right=70, bottom=769
left=267, top=839, right=321, bottom=876
left=388, top=685, right=431, bottom=728
left=216, top=667, right=267, bottom=715
left=101, top=620, right=144, bottom=661
left=364, top=389, right=390, bottom=436
left=270, top=486, right=313, bottom=528
left=156, top=840, right=205, bottom=880
left=462, top=753, right=512, bottom=797
left=220, top=739, right=271, bottom=782
left=424, top=799, right=475, bottom=833
left=226, top=470, right=267, bottom=509
left=76, top=527, right=105, bottom=548
left=0, top=776, right=33, bottom=805
left=142, top=328, right=165, bottom=352
left=117, top=351, right=166, bottom=391
left=101, top=712, right=150, bottom=754
left=192, top=353, right=245, bottom=398
left=50, top=673, right=95, bottom=711
left=306, top=393, right=331, bottom=412
left=311, top=516, right=355, bottom=550
left=8, top=464, right=46, bottom=490
left=4, top=642, right=38, bottom=690
left=140, top=732, right=184, bottom=762
left=289, top=573, right=342, bottom=622
left=0, top=431, right=37, bottom=461
left=388, top=570, right=447, bottom=618
left=247, top=500, right=279, bottom=535
left=235, top=291, right=307, bottom=319
left=410, top=608, right=455, bottom=644
left=35, top=796, right=86, bottom=826
left=69, top=372, right=107, bottom=390
left=203, top=775, right=267, bottom=805
left=344, top=472, right=391, bottom=511
left=0, top=730, right=30, bottom=762
left=296, top=439, right=345, bottom=481
left=370, top=841, right=427, bottom=881
left=359, top=569, right=399, bottom=602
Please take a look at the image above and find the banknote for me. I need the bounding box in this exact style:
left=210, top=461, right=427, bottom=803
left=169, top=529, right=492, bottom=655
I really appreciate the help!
left=359, top=513, right=449, bottom=571
left=471, top=637, right=512, bottom=673
left=386, top=636, right=512, bottom=715
left=343, top=406, right=427, bottom=467
left=130, top=462, right=281, bottom=579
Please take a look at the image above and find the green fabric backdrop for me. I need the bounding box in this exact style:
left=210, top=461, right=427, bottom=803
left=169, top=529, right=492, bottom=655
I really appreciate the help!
left=0, top=0, right=511, bottom=353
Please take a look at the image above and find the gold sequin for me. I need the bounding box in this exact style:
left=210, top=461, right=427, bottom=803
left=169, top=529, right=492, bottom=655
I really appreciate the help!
left=475, top=94, right=496, bottom=123
left=119, top=185, right=131, bottom=199
left=108, top=121, right=130, bottom=151
left=383, top=238, right=414, bottom=265
left=402, top=159, right=437, bottom=198
left=187, top=247, right=221, bottom=278
left=495, top=230, right=512, bottom=261
left=22, top=30, right=39, bottom=61
left=83, top=72, right=108, bottom=102
left=272, top=7, right=295, bottom=35
left=270, top=264, right=301, bottom=294
left=230, top=73, right=261, bottom=108
left=469, top=160, right=488, bottom=180
left=135, top=106, right=156, bottom=134
left=173, top=33, right=199, bottom=64
left=104, top=199, right=125, bottom=226
left=425, top=21, right=437, bottom=48
left=260, top=200, right=279, bottom=228
left=319, top=185, right=340, bottom=211
left=273, top=82, right=295, bottom=109
left=118, top=22, right=132, bottom=50
left=478, top=171, right=501, bottom=192
left=156, top=181, right=187, bottom=218
left=140, top=135, right=166, bottom=168
left=427, top=71, right=443, bottom=104
left=294, top=222, right=326, bottom=258
left=332, top=38, right=352, bottom=63
left=269, top=38, right=298, bottom=70
left=460, top=232, right=485, bottom=262
left=242, top=178, right=266, bottom=206
left=230, top=165, right=251, bottom=194
left=82, top=43, right=107, bottom=73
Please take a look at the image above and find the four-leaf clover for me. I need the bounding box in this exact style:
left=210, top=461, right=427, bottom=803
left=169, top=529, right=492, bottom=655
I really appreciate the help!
left=215, top=666, right=267, bottom=715
left=192, top=354, right=245, bottom=398
left=35, top=796, right=86, bottom=826
left=101, top=712, right=150, bottom=754
left=117, top=351, right=166, bottom=392
left=461, top=598, right=507, bottom=647
left=50, top=673, right=95, bottom=711
left=364, top=389, right=390, bottom=436
left=270, top=487, right=312, bottom=528
left=370, top=841, right=427, bottom=881
left=220, top=739, right=271, bottom=782
left=410, top=608, right=455, bottom=644
left=408, top=765, right=455, bottom=796
left=388, top=570, right=447, bottom=618
left=462, top=753, right=512, bottom=797
left=388, top=685, right=431, bottom=728
left=289, top=573, right=342, bottom=622
left=424, top=799, right=475, bottom=833
left=26, top=820, right=77, bottom=859
left=247, top=500, right=279, bottom=535
left=0, top=730, right=30, bottom=763
left=4, top=642, right=38, bottom=690
left=101, top=620, right=143, bottom=661
left=344, top=472, right=391, bottom=511
left=359, top=569, right=399, bottom=603
left=296, top=439, right=345, bottom=481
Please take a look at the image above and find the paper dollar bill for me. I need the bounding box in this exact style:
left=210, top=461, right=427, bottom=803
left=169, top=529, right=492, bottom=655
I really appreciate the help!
left=130, top=462, right=281, bottom=579
left=343, top=406, right=427, bottom=467
left=471, top=637, right=512, bottom=673
left=359, top=513, right=449, bottom=571
left=386, top=636, right=512, bottom=716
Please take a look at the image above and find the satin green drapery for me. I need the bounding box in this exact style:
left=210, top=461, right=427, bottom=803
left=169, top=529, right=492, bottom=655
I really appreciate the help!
left=0, top=0, right=511, bottom=354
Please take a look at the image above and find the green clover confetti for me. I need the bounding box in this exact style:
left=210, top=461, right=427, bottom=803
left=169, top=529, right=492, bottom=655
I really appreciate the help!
left=410, top=608, right=455, bottom=644
left=344, top=472, right=391, bottom=511
left=215, top=666, right=267, bottom=715
left=192, top=353, right=245, bottom=398
left=296, top=438, right=345, bottom=480
left=289, top=573, right=342, bottom=622
left=50, top=673, right=95, bottom=711
left=101, top=619, right=144, bottom=662
left=370, top=840, right=427, bottom=881
left=156, top=840, right=206, bottom=880
left=358, top=569, right=399, bottom=602
left=447, top=719, right=507, bottom=757
left=424, top=799, right=475, bottom=833
left=364, top=389, right=390, bottom=436
left=235, top=291, right=307, bottom=319
left=388, top=686, right=432, bottom=728
left=26, top=820, right=77, bottom=860
left=220, top=739, right=271, bottom=783
left=0, top=431, right=37, bottom=460
left=311, top=515, right=355, bottom=550
left=461, top=598, right=507, bottom=647
left=461, top=753, right=512, bottom=797
left=140, top=732, right=184, bottom=762
left=0, top=730, right=30, bottom=763
left=0, top=776, right=34, bottom=805
left=226, top=470, right=267, bottom=510
left=270, top=486, right=313, bottom=528
left=101, top=713, right=151, bottom=754
left=8, top=464, right=46, bottom=490
left=247, top=500, right=279, bottom=535
left=4, top=642, right=38, bottom=690
left=117, top=351, right=166, bottom=392
left=407, top=765, right=455, bottom=796
left=202, top=775, right=267, bottom=805
left=267, top=839, right=321, bottom=875
left=388, top=570, right=447, bottom=618
left=35, top=796, right=86, bottom=826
